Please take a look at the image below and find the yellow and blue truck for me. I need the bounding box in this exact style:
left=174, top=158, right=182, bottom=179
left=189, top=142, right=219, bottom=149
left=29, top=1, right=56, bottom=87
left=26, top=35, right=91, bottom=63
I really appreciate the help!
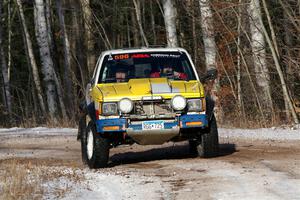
left=79, top=47, right=219, bottom=168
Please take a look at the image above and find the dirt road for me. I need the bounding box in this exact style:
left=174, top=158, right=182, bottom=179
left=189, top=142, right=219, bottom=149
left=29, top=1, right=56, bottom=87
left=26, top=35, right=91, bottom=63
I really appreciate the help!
left=0, top=128, right=300, bottom=199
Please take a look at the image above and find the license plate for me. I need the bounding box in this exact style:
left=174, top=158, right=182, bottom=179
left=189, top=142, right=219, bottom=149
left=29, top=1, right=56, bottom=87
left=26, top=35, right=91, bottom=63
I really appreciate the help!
left=142, top=120, right=164, bottom=130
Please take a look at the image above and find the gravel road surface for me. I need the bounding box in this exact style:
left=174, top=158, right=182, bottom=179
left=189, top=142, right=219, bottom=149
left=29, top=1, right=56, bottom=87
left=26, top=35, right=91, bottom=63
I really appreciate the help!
left=0, top=127, right=300, bottom=200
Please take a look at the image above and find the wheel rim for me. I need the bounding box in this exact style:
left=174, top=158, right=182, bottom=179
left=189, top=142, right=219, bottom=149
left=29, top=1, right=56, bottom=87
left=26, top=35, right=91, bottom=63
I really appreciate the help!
left=87, top=129, right=94, bottom=159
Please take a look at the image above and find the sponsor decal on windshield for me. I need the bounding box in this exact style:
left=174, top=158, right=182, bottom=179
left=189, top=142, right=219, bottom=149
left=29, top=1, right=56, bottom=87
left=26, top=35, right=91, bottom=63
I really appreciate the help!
left=150, top=54, right=180, bottom=58
left=111, top=53, right=180, bottom=60
left=113, top=54, right=129, bottom=60
left=131, top=54, right=150, bottom=58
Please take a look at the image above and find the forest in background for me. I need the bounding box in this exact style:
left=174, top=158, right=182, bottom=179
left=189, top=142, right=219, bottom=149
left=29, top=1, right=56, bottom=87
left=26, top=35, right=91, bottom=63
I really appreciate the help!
left=1, top=0, right=300, bottom=127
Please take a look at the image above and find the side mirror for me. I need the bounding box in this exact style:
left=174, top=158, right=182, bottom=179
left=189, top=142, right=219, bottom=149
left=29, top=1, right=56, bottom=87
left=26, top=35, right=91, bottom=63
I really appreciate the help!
left=85, top=83, right=92, bottom=104
left=201, top=68, right=218, bottom=83
left=86, top=83, right=92, bottom=92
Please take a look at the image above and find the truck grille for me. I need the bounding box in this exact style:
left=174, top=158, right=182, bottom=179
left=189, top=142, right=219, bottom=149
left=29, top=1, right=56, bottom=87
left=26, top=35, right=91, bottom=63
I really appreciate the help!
left=131, top=100, right=174, bottom=117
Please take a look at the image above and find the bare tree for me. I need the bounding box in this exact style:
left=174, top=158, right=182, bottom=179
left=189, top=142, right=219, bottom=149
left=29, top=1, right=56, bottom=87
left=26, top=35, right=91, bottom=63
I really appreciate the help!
left=34, top=0, right=58, bottom=119
left=45, top=0, right=55, bottom=56
left=237, top=0, right=245, bottom=119
left=56, top=0, right=74, bottom=112
left=16, top=0, right=46, bottom=115
left=0, top=0, right=12, bottom=120
left=199, top=0, right=221, bottom=120
left=80, top=0, right=96, bottom=75
left=248, top=0, right=274, bottom=119
left=150, top=1, right=157, bottom=45
left=258, top=0, right=299, bottom=124
left=7, top=0, right=11, bottom=82
left=131, top=11, right=140, bottom=47
left=162, top=0, right=178, bottom=47
left=199, top=0, right=216, bottom=70
left=70, top=0, right=88, bottom=88
left=133, top=0, right=149, bottom=47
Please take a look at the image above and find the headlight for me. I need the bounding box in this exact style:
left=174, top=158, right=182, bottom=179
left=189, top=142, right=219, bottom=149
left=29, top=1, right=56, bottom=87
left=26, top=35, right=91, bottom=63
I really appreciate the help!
left=102, top=103, right=118, bottom=115
left=118, top=98, right=133, bottom=114
left=171, top=95, right=186, bottom=110
left=187, top=99, right=202, bottom=112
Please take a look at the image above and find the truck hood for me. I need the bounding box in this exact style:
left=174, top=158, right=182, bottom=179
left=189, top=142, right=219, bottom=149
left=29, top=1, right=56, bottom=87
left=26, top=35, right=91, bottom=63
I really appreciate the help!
left=96, top=78, right=204, bottom=102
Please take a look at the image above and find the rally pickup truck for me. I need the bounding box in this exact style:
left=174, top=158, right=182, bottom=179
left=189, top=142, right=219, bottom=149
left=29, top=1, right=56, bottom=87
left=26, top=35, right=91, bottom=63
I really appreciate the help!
left=78, top=47, right=219, bottom=168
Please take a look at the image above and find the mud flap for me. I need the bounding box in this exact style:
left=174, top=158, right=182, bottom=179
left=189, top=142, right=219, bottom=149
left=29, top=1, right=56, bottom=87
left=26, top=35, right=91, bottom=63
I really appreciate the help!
left=205, top=96, right=215, bottom=122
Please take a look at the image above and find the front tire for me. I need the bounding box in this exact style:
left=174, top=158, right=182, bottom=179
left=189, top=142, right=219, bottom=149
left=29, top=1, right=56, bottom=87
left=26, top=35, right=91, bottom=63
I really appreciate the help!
left=188, top=139, right=198, bottom=156
left=197, top=114, right=219, bottom=158
left=81, top=122, right=110, bottom=168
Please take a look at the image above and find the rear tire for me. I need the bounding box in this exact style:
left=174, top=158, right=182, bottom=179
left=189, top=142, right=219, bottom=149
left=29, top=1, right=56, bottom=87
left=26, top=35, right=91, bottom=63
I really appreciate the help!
left=81, top=121, right=109, bottom=168
left=197, top=114, right=219, bottom=158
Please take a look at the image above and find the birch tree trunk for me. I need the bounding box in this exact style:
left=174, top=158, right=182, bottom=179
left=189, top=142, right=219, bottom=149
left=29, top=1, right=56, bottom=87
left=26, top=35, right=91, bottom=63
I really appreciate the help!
left=16, top=0, right=46, bottom=115
left=36, top=0, right=67, bottom=120
left=199, top=0, right=221, bottom=121
left=34, top=0, right=58, bottom=119
left=187, top=0, right=197, bottom=64
left=133, top=0, right=149, bottom=47
left=45, top=0, right=55, bottom=56
left=56, top=0, right=74, bottom=113
left=162, top=0, right=178, bottom=47
left=0, top=0, right=12, bottom=119
left=248, top=0, right=274, bottom=119
left=199, top=0, right=216, bottom=70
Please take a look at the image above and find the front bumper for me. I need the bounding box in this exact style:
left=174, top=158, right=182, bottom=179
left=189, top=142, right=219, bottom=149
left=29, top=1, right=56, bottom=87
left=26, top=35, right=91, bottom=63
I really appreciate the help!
left=95, top=114, right=208, bottom=133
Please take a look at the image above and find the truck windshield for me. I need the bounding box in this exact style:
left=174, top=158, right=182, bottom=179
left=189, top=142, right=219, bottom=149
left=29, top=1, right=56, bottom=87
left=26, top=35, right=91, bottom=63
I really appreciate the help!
left=98, top=52, right=197, bottom=83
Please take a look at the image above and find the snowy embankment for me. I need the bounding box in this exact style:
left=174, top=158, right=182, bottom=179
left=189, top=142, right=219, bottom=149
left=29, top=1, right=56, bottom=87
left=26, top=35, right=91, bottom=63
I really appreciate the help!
left=219, top=126, right=300, bottom=141
left=0, top=126, right=299, bottom=141
left=0, top=127, right=77, bottom=138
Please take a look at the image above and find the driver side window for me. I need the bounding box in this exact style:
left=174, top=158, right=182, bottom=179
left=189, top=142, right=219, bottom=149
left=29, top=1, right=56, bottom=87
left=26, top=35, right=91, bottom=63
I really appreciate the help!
left=101, top=67, right=108, bottom=83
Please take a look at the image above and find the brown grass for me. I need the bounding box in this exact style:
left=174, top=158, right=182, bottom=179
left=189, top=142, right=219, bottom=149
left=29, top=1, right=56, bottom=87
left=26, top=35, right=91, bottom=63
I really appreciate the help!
left=0, top=160, right=43, bottom=200
left=219, top=107, right=292, bottom=129
left=0, top=159, right=84, bottom=200
left=7, top=113, right=78, bottom=129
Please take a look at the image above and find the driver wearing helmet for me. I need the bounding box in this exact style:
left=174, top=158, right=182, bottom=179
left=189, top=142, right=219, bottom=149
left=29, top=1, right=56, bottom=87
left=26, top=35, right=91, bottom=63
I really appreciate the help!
left=150, top=63, right=187, bottom=80
left=115, top=68, right=127, bottom=82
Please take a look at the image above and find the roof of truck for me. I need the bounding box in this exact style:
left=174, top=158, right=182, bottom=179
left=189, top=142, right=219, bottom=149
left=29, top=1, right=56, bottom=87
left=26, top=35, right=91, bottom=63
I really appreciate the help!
left=101, top=47, right=189, bottom=55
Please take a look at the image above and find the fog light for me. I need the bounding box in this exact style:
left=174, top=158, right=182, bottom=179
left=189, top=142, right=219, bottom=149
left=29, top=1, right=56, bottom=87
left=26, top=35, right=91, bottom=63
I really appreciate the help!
left=186, top=121, right=202, bottom=126
left=103, top=126, right=120, bottom=131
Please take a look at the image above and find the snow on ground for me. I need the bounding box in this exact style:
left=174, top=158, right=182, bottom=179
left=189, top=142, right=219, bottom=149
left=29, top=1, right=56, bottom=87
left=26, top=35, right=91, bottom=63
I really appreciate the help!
left=42, top=168, right=169, bottom=200
left=207, top=162, right=300, bottom=200
left=0, top=127, right=77, bottom=138
left=1, top=126, right=299, bottom=141
left=62, top=171, right=169, bottom=200
left=175, top=159, right=300, bottom=200
left=219, top=127, right=300, bottom=141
